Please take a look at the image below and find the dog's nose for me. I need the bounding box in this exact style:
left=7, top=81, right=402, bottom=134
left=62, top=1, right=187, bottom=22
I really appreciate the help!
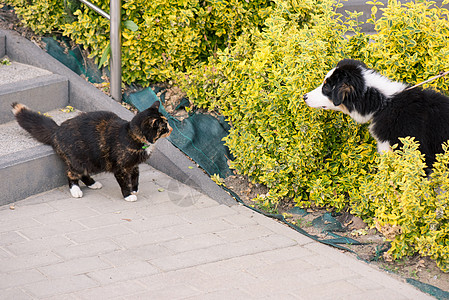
left=303, top=94, right=308, bottom=101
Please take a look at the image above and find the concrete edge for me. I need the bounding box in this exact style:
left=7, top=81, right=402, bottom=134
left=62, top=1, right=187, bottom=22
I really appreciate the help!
left=0, top=145, right=66, bottom=206
left=0, top=33, right=5, bottom=58
left=0, top=29, right=236, bottom=206
left=0, top=144, right=54, bottom=168
left=0, top=73, right=68, bottom=123
left=0, top=73, right=66, bottom=96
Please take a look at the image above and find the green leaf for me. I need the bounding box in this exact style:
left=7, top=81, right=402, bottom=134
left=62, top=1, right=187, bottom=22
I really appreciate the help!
left=123, top=20, right=138, bottom=32
left=98, top=42, right=111, bottom=69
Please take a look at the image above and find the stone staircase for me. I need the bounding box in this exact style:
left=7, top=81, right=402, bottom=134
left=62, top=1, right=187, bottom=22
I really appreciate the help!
left=0, top=62, right=71, bottom=205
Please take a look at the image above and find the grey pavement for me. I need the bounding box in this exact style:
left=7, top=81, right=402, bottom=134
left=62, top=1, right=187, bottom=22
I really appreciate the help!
left=0, top=164, right=433, bottom=299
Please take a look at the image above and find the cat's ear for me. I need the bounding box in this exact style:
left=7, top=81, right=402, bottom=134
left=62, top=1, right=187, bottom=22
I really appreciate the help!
left=150, top=101, right=160, bottom=110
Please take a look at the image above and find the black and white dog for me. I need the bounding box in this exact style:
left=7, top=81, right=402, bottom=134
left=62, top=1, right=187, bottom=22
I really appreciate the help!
left=304, top=59, right=449, bottom=169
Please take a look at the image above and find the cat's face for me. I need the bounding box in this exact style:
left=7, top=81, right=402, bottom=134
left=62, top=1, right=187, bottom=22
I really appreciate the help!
left=138, top=102, right=172, bottom=144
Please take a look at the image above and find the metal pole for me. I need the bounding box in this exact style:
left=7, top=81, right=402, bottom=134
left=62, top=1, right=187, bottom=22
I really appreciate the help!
left=110, top=0, right=122, bottom=102
left=78, top=0, right=110, bottom=19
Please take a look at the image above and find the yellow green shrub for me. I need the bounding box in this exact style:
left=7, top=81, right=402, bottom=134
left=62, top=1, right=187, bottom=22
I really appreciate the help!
left=353, top=138, right=449, bottom=272
left=7, top=0, right=274, bottom=83
left=359, top=0, right=449, bottom=91
left=6, top=0, right=69, bottom=33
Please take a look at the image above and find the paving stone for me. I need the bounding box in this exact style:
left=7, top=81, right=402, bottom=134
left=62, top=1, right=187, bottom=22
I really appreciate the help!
left=0, top=231, right=28, bottom=246
left=87, top=261, right=159, bottom=285
left=31, top=207, right=100, bottom=224
left=295, top=266, right=359, bottom=286
left=179, top=205, right=236, bottom=222
left=250, top=245, right=315, bottom=264
left=23, top=274, right=98, bottom=298
left=246, top=257, right=317, bottom=281
left=138, top=268, right=211, bottom=291
left=128, top=284, right=201, bottom=299
left=258, top=292, right=305, bottom=300
left=345, top=277, right=387, bottom=293
left=65, top=224, right=134, bottom=243
left=0, top=287, right=34, bottom=300
left=304, top=242, right=432, bottom=299
left=126, top=243, right=175, bottom=261
left=149, top=238, right=276, bottom=272
left=167, top=218, right=234, bottom=237
left=0, top=248, right=12, bottom=259
left=98, top=249, right=143, bottom=267
left=291, top=280, right=362, bottom=300
left=18, top=221, right=86, bottom=239
left=191, top=270, right=259, bottom=295
left=0, top=217, right=42, bottom=234
left=77, top=210, right=143, bottom=229
left=0, top=269, right=46, bottom=290
left=42, top=293, right=79, bottom=300
left=53, top=239, right=121, bottom=260
left=112, top=227, right=181, bottom=249
left=162, top=233, right=225, bottom=253
left=132, top=200, right=199, bottom=217
left=342, top=289, right=421, bottom=300
left=47, top=195, right=113, bottom=211
left=187, top=288, right=252, bottom=300
left=214, top=224, right=274, bottom=242
left=0, top=251, right=62, bottom=273
left=122, top=214, right=187, bottom=232
left=222, top=212, right=259, bottom=227
left=74, top=280, right=147, bottom=300
left=0, top=203, right=57, bottom=221
left=262, top=233, right=299, bottom=248
left=193, top=195, right=222, bottom=209
left=6, top=235, right=74, bottom=256
left=38, top=256, right=112, bottom=277
left=194, top=255, right=263, bottom=278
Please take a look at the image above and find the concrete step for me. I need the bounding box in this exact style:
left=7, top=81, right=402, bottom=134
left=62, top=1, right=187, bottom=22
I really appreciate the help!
left=0, top=58, right=72, bottom=205
left=0, top=60, right=69, bottom=124
left=0, top=108, right=80, bottom=205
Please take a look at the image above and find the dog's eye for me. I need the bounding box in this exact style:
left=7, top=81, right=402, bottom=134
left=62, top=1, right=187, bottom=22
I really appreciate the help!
left=322, top=82, right=332, bottom=94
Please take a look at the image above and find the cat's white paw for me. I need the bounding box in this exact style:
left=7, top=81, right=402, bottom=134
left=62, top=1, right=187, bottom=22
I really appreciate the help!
left=124, top=195, right=137, bottom=202
left=70, top=185, right=83, bottom=198
left=88, top=181, right=103, bottom=189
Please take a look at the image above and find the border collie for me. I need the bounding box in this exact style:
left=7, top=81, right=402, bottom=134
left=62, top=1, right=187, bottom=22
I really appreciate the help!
left=303, top=59, right=449, bottom=170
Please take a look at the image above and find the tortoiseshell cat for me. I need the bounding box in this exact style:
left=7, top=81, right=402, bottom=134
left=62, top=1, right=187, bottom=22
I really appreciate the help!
left=12, top=101, right=172, bottom=201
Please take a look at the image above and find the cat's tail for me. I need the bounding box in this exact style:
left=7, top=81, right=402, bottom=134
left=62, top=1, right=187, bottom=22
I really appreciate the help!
left=12, top=102, right=58, bottom=146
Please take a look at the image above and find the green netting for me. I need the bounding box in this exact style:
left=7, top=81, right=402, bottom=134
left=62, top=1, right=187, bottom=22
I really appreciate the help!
left=125, top=87, right=233, bottom=178
left=43, top=36, right=104, bottom=84
left=406, top=278, right=449, bottom=299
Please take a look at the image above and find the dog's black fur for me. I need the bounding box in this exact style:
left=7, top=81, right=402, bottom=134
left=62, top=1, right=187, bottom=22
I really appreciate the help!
left=12, top=101, right=171, bottom=201
left=304, top=59, right=449, bottom=170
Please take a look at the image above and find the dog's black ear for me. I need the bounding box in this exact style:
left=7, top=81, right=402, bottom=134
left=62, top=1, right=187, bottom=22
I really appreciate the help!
left=333, top=83, right=354, bottom=106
